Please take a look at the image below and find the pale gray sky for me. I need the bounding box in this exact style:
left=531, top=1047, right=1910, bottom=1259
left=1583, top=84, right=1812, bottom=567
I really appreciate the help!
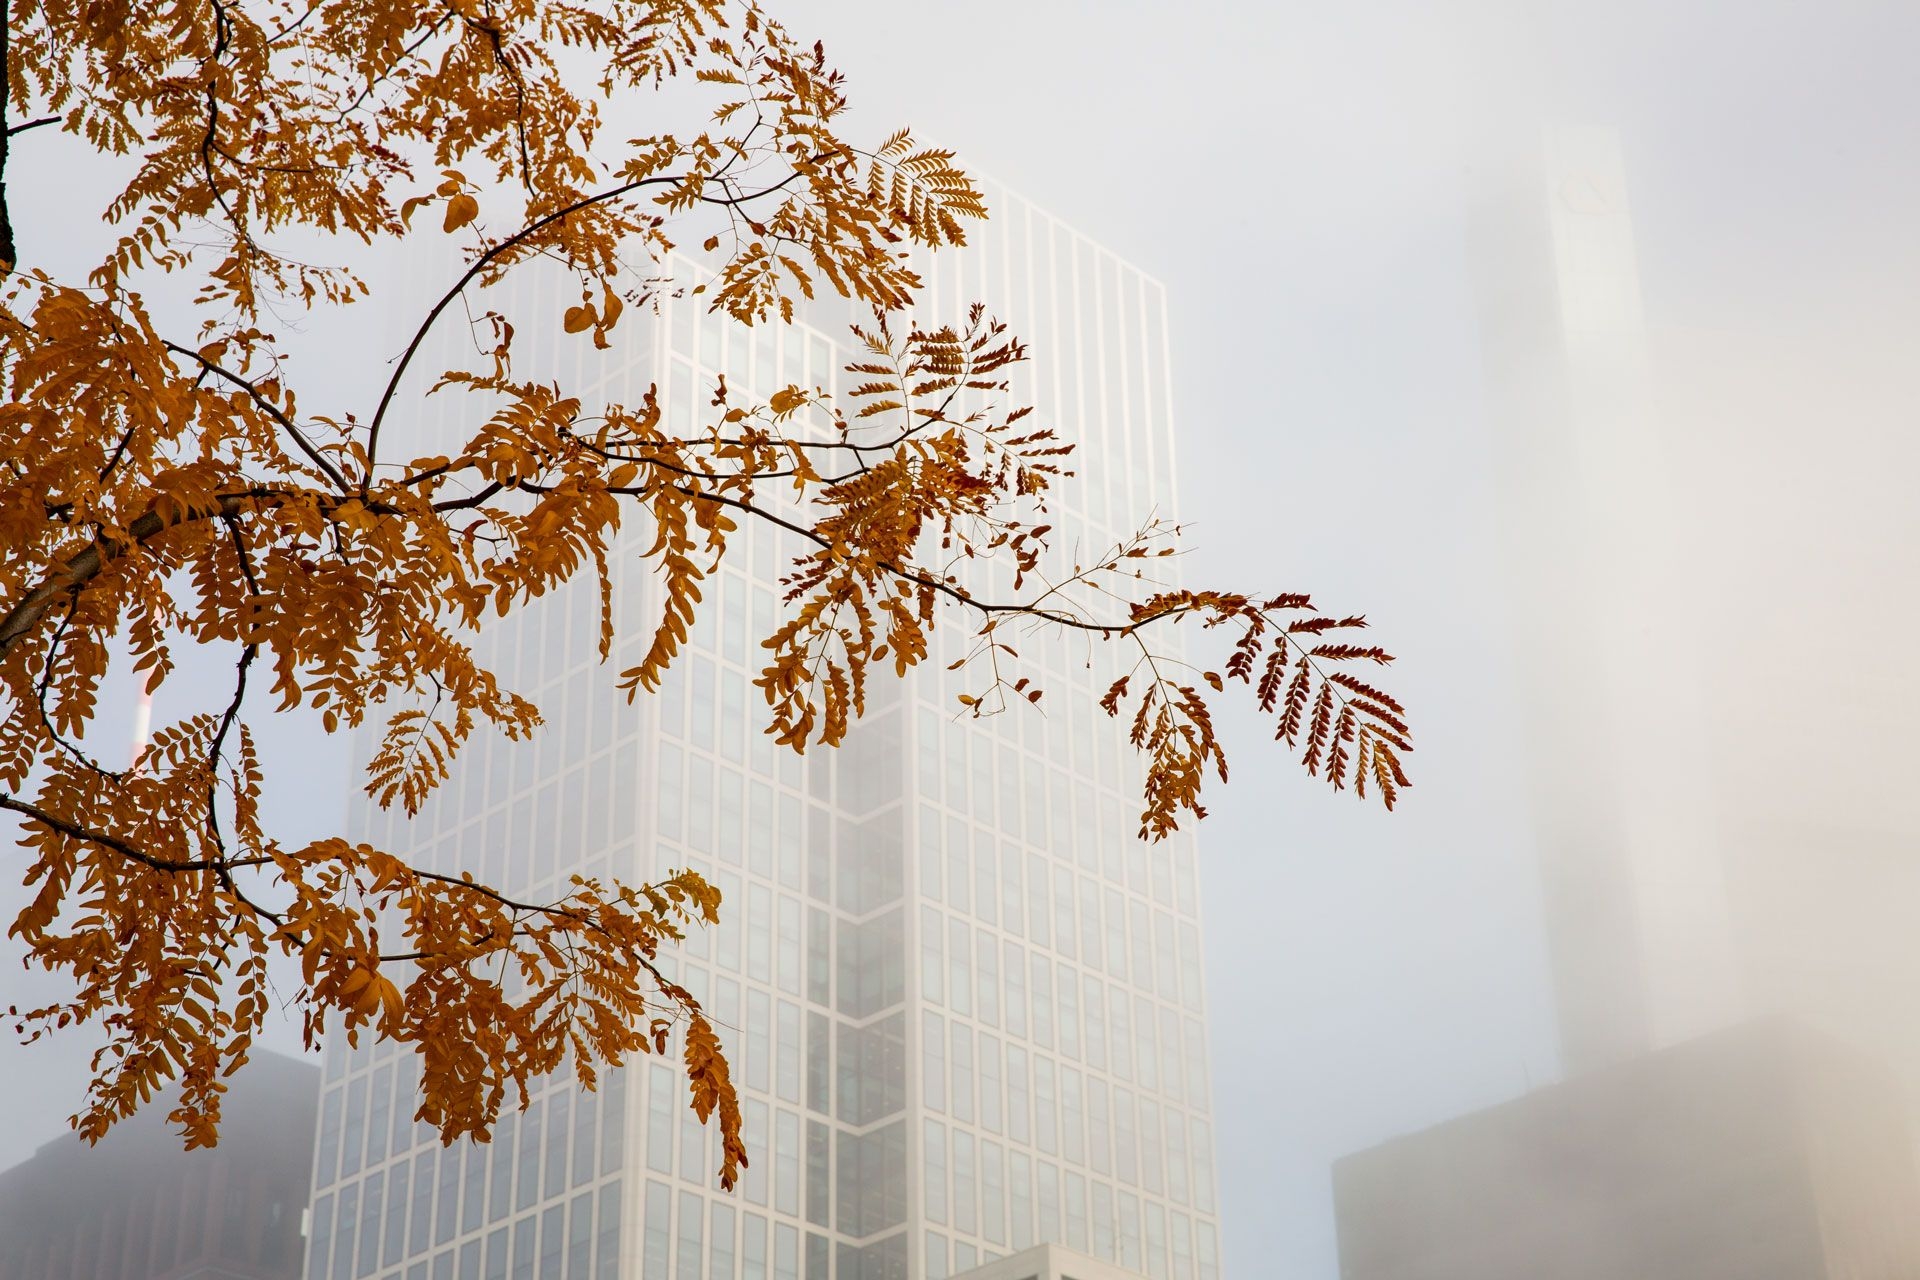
left=798, top=2, right=1920, bottom=1273
left=6, top=4, right=1919, bottom=1278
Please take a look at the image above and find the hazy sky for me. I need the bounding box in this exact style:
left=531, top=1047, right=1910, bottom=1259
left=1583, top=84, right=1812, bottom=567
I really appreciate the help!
left=5, top=4, right=1918, bottom=1278
left=797, top=2, right=1920, bottom=1273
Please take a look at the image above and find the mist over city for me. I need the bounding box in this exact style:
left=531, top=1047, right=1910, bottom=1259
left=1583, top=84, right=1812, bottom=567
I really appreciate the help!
left=2, top=3, right=1915, bottom=1280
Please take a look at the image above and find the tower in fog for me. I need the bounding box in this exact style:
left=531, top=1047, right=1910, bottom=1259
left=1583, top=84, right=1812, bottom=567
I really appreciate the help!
left=1466, top=123, right=1741, bottom=1073
left=302, top=179, right=1223, bottom=1280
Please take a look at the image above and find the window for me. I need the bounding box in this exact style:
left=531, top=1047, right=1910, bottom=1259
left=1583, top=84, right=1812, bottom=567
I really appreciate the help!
left=643, top=1183, right=671, bottom=1278
left=1062, top=1067, right=1085, bottom=1163
left=1034, top=1057, right=1057, bottom=1155
left=316, top=1089, right=343, bottom=1188
left=1145, top=1202, right=1168, bottom=1280
left=806, top=1011, right=830, bottom=1114
left=976, top=930, right=999, bottom=1026
left=981, top=1140, right=1005, bottom=1245
left=1088, top=1078, right=1112, bottom=1174
left=922, top=1120, right=946, bottom=1224
left=1109, top=987, right=1133, bottom=1081
left=658, top=745, right=683, bottom=841
left=464, top=1136, right=491, bottom=1235
left=776, top=1000, right=801, bottom=1104
left=1121, top=901, right=1152, bottom=990
left=951, top=1130, right=976, bottom=1234
left=746, top=989, right=771, bottom=1094
left=368, top=1066, right=392, bottom=1166
left=1160, top=1006, right=1184, bottom=1104
left=341, top=1076, right=367, bottom=1179
left=919, top=906, right=943, bottom=1005
left=480, top=1227, right=507, bottom=1280
left=776, top=897, right=801, bottom=997
left=1036, top=1161, right=1060, bottom=1247
left=1005, top=1046, right=1030, bottom=1145
left=774, top=1111, right=800, bottom=1216
left=742, top=1213, right=767, bottom=1280
left=308, top=1194, right=334, bottom=1280
left=950, top=1024, right=974, bottom=1124
left=1051, top=866, right=1076, bottom=960
left=978, top=1034, right=1002, bottom=1134
left=596, top=1183, right=621, bottom=1280
left=647, top=1066, right=675, bottom=1174
left=1193, top=1118, right=1216, bottom=1213
left=572, top=1087, right=597, bottom=1188
left=1026, top=852, right=1051, bottom=946
left=1064, top=1171, right=1088, bottom=1252
left=748, top=886, right=772, bottom=984
left=806, top=1121, right=830, bottom=1227
left=1119, top=1191, right=1142, bottom=1271
left=434, top=1144, right=459, bottom=1245
left=568, top=1193, right=593, bottom=1280
left=1084, top=975, right=1107, bottom=1069
left=1134, top=995, right=1158, bottom=1091
left=1008, top=1151, right=1033, bottom=1250
left=690, top=657, right=714, bottom=752
left=1057, top=963, right=1080, bottom=1059
left=710, top=1203, right=736, bottom=1280
left=1092, top=1182, right=1115, bottom=1261
left=1004, top=942, right=1027, bottom=1036
left=999, top=842, right=1023, bottom=936
left=688, top=755, right=713, bottom=855
left=384, top=1161, right=410, bottom=1268
left=410, top=1151, right=435, bottom=1254
left=1168, top=1113, right=1190, bottom=1205
left=676, top=1192, right=703, bottom=1280
left=922, top=1012, right=946, bottom=1112
left=944, top=816, right=969, bottom=913
left=946, top=917, right=971, bottom=1017
left=331, top=1182, right=358, bottom=1280
left=807, top=907, right=831, bottom=1006
left=972, top=831, right=996, bottom=926
left=1140, top=1099, right=1165, bottom=1195
left=488, top=1113, right=515, bottom=1221
left=1030, top=954, right=1053, bottom=1048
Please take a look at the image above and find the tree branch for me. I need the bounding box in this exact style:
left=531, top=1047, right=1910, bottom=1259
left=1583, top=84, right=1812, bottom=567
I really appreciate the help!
left=162, top=340, right=352, bottom=491
left=0, top=793, right=270, bottom=874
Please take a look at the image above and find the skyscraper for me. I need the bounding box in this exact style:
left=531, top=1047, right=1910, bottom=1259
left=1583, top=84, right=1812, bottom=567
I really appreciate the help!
left=304, top=179, right=1222, bottom=1280
left=0, top=1049, right=317, bottom=1280
left=1466, top=123, right=1739, bottom=1072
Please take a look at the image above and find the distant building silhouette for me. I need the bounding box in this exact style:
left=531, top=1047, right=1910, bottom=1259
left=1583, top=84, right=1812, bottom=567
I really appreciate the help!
left=1332, top=1020, right=1920, bottom=1280
left=0, top=1048, right=318, bottom=1280
left=1467, top=121, right=1738, bottom=1073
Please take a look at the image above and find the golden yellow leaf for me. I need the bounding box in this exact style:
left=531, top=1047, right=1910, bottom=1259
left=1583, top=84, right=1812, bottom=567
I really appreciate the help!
left=442, top=193, right=479, bottom=233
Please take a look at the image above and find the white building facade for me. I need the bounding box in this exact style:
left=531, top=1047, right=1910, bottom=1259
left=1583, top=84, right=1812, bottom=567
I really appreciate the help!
left=302, top=180, right=1222, bottom=1280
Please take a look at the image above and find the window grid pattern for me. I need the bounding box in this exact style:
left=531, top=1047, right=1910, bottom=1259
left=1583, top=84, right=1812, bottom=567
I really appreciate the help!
left=907, top=182, right=1221, bottom=1280
left=310, top=180, right=1220, bottom=1280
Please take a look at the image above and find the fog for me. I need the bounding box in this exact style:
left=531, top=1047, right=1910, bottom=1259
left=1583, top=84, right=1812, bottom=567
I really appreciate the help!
left=799, top=1, right=1920, bottom=1273
left=5, top=2, right=1919, bottom=1278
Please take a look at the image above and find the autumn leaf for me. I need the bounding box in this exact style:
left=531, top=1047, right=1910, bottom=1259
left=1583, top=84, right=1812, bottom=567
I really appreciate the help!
left=443, top=193, right=480, bottom=233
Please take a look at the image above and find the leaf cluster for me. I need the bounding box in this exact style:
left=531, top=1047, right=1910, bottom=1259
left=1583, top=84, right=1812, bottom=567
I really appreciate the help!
left=0, top=0, right=1411, bottom=1179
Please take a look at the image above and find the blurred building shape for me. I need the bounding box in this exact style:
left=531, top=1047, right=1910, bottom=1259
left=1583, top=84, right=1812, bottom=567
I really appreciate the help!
left=0, top=1048, right=317, bottom=1280
left=1331, top=1019, right=1920, bottom=1280
left=951, top=1242, right=1146, bottom=1280
left=1466, top=122, right=1742, bottom=1072
left=308, top=179, right=1221, bottom=1280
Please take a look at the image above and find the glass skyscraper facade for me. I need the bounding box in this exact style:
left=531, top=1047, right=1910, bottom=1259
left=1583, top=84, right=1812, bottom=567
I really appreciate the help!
left=304, top=180, right=1221, bottom=1280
